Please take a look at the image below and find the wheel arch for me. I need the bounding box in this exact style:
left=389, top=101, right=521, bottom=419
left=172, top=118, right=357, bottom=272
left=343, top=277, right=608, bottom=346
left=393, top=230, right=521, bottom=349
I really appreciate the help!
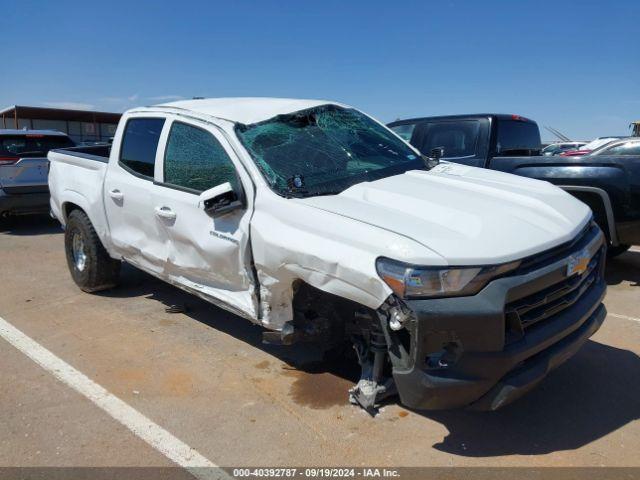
left=62, top=201, right=85, bottom=220
left=59, top=190, right=92, bottom=224
left=559, top=185, right=619, bottom=245
left=58, top=191, right=113, bottom=257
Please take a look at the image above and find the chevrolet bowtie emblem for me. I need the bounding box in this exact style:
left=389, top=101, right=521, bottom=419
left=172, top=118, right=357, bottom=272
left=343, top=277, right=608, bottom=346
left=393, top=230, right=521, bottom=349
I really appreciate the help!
left=567, top=248, right=592, bottom=277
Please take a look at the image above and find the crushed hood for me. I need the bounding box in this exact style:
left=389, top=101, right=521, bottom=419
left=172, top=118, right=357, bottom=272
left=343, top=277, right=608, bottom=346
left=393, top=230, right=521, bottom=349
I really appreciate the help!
left=296, top=163, right=591, bottom=265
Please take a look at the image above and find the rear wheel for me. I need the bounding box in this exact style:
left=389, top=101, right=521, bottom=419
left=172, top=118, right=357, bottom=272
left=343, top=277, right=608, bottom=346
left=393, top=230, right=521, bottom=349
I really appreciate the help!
left=64, top=209, right=120, bottom=292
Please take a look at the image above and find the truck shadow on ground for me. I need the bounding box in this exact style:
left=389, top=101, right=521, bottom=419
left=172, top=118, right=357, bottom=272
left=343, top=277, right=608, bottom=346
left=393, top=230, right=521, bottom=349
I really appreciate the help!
left=425, top=340, right=640, bottom=456
left=99, top=265, right=345, bottom=367
left=102, top=264, right=640, bottom=458
left=606, top=250, right=640, bottom=287
left=0, top=215, right=62, bottom=236
left=3, top=216, right=638, bottom=456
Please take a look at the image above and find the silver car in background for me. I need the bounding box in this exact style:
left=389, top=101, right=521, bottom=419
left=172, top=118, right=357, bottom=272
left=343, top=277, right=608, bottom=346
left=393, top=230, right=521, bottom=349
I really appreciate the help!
left=541, top=141, right=586, bottom=156
left=0, top=129, right=74, bottom=219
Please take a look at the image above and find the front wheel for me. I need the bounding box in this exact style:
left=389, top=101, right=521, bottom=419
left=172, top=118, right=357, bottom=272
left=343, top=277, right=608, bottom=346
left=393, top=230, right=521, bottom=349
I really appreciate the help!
left=64, top=209, right=120, bottom=292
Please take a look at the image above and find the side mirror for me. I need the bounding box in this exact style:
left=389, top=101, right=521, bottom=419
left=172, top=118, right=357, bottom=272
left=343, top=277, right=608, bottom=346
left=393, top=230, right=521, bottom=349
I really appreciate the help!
left=430, top=147, right=444, bottom=161
left=422, top=146, right=444, bottom=169
left=199, top=182, right=243, bottom=216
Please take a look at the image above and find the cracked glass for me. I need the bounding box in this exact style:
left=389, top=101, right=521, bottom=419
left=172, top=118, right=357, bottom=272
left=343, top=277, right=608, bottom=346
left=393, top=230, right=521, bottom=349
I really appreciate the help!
left=236, top=105, right=422, bottom=197
left=164, top=122, right=238, bottom=193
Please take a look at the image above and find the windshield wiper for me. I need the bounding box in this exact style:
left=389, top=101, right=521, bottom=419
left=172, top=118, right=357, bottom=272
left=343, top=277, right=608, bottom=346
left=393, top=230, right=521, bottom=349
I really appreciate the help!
left=292, top=189, right=344, bottom=198
left=309, top=190, right=343, bottom=197
left=281, top=187, right=344, bottom=199
left=283, top=191, right=308, bottom=199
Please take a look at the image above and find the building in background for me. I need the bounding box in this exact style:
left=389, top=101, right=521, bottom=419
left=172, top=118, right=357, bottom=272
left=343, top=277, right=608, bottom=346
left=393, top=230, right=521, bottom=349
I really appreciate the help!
left=0, top=105, right=121, bottom=143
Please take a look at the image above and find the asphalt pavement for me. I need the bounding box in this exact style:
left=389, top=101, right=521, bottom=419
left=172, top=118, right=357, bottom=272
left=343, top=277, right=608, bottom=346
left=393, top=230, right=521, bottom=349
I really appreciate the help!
left=1, top=216, right=638, bottom=476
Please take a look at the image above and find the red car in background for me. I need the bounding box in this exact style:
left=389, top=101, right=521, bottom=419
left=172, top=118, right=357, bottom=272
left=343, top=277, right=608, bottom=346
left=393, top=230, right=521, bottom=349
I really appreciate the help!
left=560, top=137, right=621, bottom=156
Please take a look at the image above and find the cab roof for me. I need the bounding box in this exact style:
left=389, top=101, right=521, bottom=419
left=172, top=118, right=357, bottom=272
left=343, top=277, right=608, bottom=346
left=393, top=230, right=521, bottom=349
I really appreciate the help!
left=153, top=97, right=345, bottom=125
left=388, top=113, right=536, bottom=126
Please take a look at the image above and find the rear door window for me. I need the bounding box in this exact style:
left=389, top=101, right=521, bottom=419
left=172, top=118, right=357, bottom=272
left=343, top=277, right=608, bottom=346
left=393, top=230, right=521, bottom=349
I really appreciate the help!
left=413, top=120, right=481, bottom=159
left=119, top=118, right=165, bottom=178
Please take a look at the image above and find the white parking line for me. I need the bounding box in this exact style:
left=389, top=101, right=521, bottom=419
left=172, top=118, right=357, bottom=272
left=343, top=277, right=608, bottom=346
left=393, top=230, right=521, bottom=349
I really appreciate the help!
left=609, top=312, right=640, bottom=323
left=630, top=246, right=640, bottom=253
left=0, top=315, right=229, bottom=480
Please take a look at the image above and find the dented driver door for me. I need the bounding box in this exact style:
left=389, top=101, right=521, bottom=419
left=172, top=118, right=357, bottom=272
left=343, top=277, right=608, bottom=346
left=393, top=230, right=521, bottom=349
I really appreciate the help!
left=152, top=117, right=258, bottom=320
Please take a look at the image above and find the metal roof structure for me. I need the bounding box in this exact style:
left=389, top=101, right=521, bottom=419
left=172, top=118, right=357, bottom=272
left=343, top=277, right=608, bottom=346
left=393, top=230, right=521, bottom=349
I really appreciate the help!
left=0, top=129, right=70, bottom=136
left=0, top=105, right=121, bottom=128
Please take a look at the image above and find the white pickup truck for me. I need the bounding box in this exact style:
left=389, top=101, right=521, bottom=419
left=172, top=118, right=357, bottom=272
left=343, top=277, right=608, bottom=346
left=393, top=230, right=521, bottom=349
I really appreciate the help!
left=49, top=98, right=607, bottom=412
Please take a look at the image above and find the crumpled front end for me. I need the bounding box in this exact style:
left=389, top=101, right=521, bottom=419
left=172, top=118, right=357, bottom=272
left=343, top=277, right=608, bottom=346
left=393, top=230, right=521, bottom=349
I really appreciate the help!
left=383, top=223, right=607, bottom=410
left=249, top=192, right=446, bottom=330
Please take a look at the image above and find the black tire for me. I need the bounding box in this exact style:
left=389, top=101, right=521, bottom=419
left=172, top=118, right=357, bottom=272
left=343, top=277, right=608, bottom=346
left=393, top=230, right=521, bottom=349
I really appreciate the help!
left=64, top=209, right=120, bottom=292
left=607, top=244, right=631, bottom=258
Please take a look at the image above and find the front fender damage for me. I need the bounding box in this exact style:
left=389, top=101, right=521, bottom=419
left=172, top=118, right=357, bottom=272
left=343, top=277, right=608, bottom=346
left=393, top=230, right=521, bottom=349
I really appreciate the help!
left=255, top=253, right=390, bottom=331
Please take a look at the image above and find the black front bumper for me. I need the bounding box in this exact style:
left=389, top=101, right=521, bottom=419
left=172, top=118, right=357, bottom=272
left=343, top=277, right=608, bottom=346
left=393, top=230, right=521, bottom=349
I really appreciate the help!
left=387, top=225, right=607, bottom=411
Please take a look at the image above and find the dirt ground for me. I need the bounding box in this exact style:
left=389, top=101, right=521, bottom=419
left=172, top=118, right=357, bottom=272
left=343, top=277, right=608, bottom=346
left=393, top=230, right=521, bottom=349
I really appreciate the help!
left=1, top=216, right=638, bottom=473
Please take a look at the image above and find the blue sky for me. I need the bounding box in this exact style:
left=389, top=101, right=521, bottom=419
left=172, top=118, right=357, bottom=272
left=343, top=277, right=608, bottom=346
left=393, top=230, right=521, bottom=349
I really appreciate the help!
left=1, top=0, right=638, bottom=141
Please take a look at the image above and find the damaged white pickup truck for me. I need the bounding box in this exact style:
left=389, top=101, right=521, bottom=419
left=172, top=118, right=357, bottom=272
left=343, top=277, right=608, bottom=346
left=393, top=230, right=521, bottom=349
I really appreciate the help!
left=49, top=98, right=607, bottom=412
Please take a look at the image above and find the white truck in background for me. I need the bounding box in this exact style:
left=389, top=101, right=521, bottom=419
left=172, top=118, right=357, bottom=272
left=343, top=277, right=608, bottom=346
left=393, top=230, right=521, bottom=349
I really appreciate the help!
left=48, top=98, right=607, bottom=413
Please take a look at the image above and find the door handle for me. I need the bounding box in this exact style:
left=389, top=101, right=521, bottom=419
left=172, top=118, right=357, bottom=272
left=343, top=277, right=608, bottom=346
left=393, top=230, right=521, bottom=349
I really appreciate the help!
left=108, top=189, right=124, bottom=201
left=155, top=206, right=177, bottom=220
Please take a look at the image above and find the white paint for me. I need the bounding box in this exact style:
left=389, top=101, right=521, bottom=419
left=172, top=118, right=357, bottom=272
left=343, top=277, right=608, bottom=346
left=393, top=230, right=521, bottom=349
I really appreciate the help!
left=608, top=312, right=640, bottom=324
left=299, top=166, right=591, bottom=265
left=630, top=246, right=640, bottom=253
left=0, top=315, right=229, bottom=480
left=155, top=97, right=344, bottom=124
left=49, top=98, right=590, bottom=330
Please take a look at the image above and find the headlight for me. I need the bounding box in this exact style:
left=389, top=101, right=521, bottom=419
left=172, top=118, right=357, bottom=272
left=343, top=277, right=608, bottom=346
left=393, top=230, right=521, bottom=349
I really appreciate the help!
left=376, top=257, right=521, bottom=299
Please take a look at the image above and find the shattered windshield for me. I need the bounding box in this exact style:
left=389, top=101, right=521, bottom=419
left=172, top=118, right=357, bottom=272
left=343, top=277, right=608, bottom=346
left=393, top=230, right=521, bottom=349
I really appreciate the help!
left=235, top=105, right=423, bottom=197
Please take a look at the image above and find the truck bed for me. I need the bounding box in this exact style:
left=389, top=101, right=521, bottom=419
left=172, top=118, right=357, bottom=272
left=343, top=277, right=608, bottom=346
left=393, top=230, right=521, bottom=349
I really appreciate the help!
left=50, top=144, right=112, bottom=163
left=48, top=144, right=112, bottom=237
